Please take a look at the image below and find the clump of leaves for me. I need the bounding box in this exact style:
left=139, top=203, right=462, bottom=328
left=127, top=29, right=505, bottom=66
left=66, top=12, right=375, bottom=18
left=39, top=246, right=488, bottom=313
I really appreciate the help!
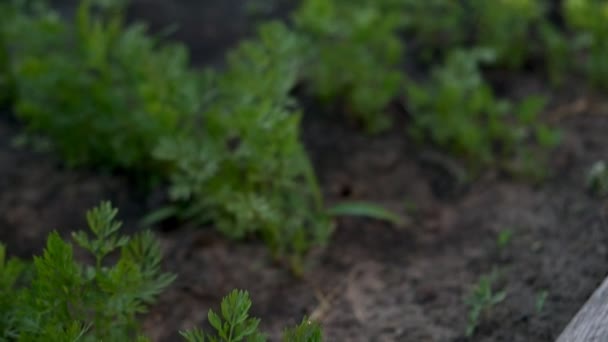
left=406, top=48, right=560, bottom=171
left=154, top=22, right=332, bottom=273
left=538, top=20, right=572, bottom=87
left=465, top=272, right=507, bottom=337
left=470, top=0, right=547, bottom=68
left=401, top=0, right=466, bottom=59
left=3, top=0, right=200, bottom=172
left=563, top=0, right=608, bottom=89
left=180, top=289, right=322, bottom=342
left=294, top=0, right=405, bottom=133
left=0, top=201, right=175, bottom=341
left=401, top=0, right=569, bottom=84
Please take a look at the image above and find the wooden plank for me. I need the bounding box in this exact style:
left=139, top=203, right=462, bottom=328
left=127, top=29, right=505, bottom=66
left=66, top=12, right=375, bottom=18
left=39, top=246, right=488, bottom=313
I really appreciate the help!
left=557, top=275, right=608, bottom=342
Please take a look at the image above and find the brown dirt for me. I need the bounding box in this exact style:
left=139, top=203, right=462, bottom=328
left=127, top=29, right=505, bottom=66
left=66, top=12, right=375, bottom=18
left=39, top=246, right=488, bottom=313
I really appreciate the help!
left=3, top=1, right=608, bottom=341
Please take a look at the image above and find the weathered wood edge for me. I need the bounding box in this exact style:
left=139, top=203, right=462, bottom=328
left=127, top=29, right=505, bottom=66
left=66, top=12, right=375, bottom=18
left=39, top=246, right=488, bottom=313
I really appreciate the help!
left=556, top=274, right=608, bottom=342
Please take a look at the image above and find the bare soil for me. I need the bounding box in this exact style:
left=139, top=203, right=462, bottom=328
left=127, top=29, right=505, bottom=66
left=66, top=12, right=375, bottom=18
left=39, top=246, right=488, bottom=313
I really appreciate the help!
left=4, top=1, right=608, bottom=341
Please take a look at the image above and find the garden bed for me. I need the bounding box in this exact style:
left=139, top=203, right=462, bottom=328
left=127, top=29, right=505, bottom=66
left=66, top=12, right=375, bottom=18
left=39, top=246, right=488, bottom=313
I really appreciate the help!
left=3, top=0, right=608, bottom=341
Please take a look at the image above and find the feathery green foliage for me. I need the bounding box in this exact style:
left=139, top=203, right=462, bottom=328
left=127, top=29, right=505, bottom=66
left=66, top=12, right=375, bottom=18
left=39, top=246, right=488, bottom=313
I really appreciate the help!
left=401, top=0, right=466, bottom=58
left=0, top=201, right=175, bottom=341
left=406, top=48, right=560, bottom=171
left=2, top=205, right=323, bottom=341
left=154, top=22, right=332, bottom=271
left=294, top=0, right=405, bottom=133
left=3, top=0, right=199, bottom=172
left=563, top=0, right=608, bottom=89
left=180, top=290, right=322, bottom=342
left=3, top=0, right=405, bottom=271
left=470, top=0, right=547, bottom=68
left=0, top=244, right=28, bottom=340
left=2, top=0, right=568, bottom=270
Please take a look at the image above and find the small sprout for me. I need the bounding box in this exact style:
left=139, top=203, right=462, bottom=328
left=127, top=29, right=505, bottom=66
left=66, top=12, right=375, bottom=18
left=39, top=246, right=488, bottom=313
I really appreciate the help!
left=587, top=161, right=608, bottom=196
left=465, top=272, right=507, bottom=337
left=497, top=229, right=513, bottom=250
left=535, top=290, right=548, bottom=314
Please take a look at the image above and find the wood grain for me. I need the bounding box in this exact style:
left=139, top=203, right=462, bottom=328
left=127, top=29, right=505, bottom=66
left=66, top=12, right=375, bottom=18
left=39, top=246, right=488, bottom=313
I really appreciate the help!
left=557, top=275, right=608, bottom=342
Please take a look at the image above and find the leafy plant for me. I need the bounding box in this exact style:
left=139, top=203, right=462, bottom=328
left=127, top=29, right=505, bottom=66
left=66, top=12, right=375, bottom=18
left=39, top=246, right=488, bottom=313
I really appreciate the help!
left=470, top=0, right=547, bottom=68
left=563, top=0, right=608, bottom=89
left=153, top=22, right=332, bottom=273
left=152, top=19, right=405, bottom=271
left=539, top=21, right=572, bottom=86
left=406, top=48, right=560, bottom=171
left=3, top=0, right=200, bottom=173
left=180, top=289, right=322, bottom=342
left=465, top=272, right=507, bottom=337
left=294, top=0, right=405, bottom=133
left=2, top=204, right=322, bottom=341
left=401, top=0, right=466, bottom=59
left=0, top=201, right=175, bottom=341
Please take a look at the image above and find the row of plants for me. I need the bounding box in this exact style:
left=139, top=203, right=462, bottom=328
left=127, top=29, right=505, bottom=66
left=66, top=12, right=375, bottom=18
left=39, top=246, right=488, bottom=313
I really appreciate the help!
left=0, top=0, right=376, bottom=274
left=0, top=202, right=322, bottom=341
left=0, top=0, right=571, bottom=269
left=4, top=0, right=606, bottom=267
left=1, top=0, right=607, bottom=339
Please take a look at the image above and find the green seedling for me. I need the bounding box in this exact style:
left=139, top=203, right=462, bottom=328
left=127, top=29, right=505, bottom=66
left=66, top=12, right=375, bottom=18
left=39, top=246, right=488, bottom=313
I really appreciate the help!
left=465, top=272, right=507, bottom=337
left=497, top=229, right=513, bottom=250
left=180, top=290, right=322, bottom=342
left=535, top=290, right=548, bottom=314
left=586, top=161, right=608, bottom=197
left=0, top=201, right=175, bottom=341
